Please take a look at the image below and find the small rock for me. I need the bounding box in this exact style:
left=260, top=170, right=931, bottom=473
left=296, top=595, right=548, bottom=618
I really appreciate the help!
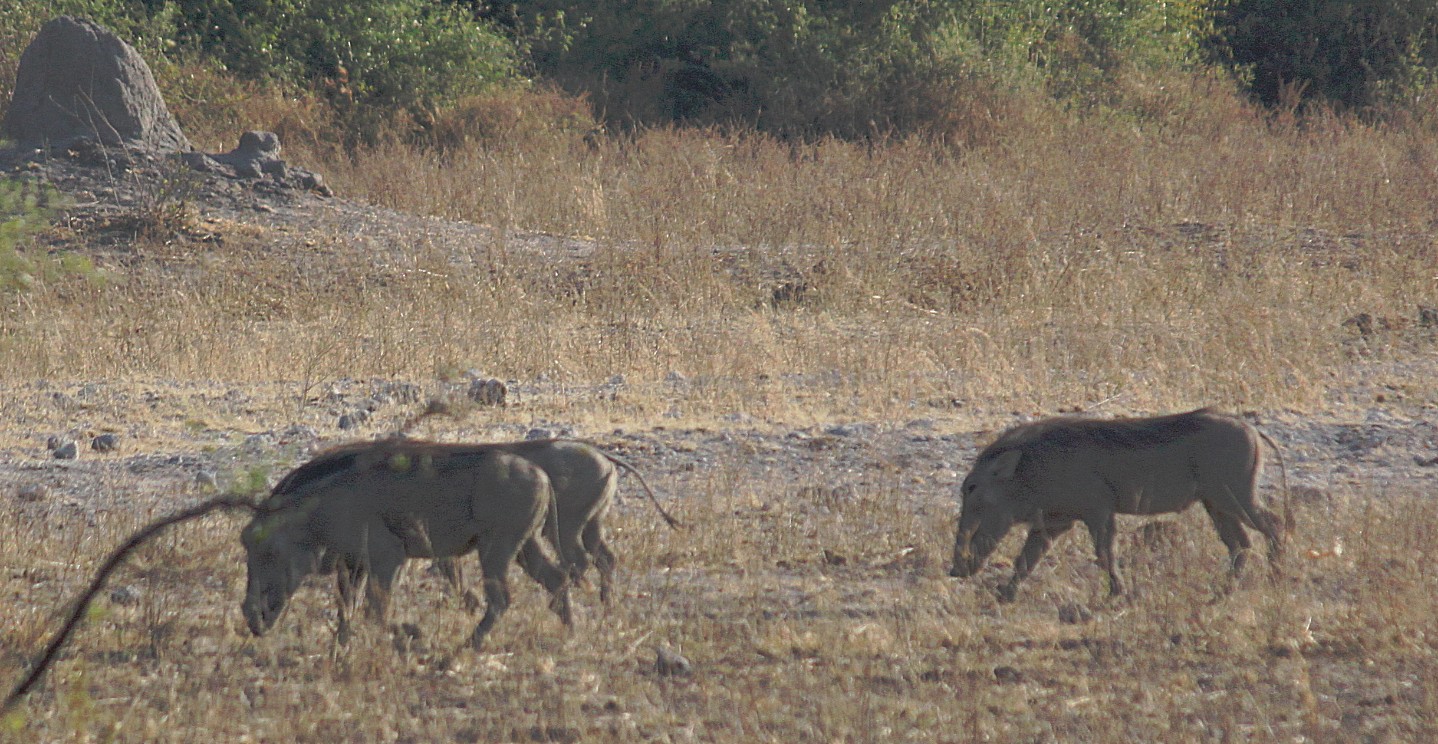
left=526, top=726, right=580, bottom=744
left=525, top=428, right=554, bottom=441
left=16, top=483, right=46, bottom=502
left=195, top=470, right=219, bottom=489
left=1291, top=485, right=1330, bottom=503
left=1058, top=602, right=1093, bottom=625
left=279, top=425, right=318, bottom=443
left=1415, top=455, right=1438, bottom=468
left=109, top=585, right=143, bottom=606
left=1418, top=305, right=1437, bottom=328
left=608, top=374, right=626, bottom=387
left=664, top=371, right=688, bottom=384
left=338, top=410, right=370, bottom=430
left=389, top=621, right=424, bottom=654
left=655, top=645, right=692, bottom=677
left=468, top=378, right=507, bottom=406
left=52, top=440, right=78, bottom=459
left=1342, top=312, right=1375, bottom=338
left=826, top=423, right=872, bottom=437
left=770, top=280, right=813, bottom=308
left=45, top=435, right=62, bottom=450
left=90, top=433, right=120, bottom=452
left=993, top=666, right=1023, bottom=684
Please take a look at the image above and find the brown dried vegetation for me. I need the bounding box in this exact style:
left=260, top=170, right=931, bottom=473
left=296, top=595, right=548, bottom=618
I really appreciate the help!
left=2, top=78, right=1437, bottom=741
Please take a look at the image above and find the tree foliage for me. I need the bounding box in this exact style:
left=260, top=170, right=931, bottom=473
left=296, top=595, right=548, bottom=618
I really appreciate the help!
left=470, top=0, right=1220, bottom=136
left=1210, top=0, right=1438, bottom=111
left=1, top=0, right=522, bottom=141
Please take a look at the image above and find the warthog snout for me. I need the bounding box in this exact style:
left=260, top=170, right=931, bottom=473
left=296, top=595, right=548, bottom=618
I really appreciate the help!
left=242, top=585, right=287, bottom=636
left=949, top=531, right=993, bottom=579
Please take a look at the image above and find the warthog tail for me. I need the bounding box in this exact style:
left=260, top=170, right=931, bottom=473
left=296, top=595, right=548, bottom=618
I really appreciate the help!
left=1256, top=429, right=1294, bottom=534
left=603, top=453, right=682, bottom=529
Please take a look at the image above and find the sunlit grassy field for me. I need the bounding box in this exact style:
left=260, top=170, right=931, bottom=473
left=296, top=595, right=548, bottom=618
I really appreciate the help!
left=2, top=74, right=1437, bottom=741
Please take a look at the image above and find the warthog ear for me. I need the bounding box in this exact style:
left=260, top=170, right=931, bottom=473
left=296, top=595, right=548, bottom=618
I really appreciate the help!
left=991, top=449, right=1023, bottom=482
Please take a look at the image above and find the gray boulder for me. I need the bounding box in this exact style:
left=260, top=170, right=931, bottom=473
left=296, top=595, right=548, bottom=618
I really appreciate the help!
left=181, top=131, right=332, bottom=195
left=1, top=16, right=190, bottom=152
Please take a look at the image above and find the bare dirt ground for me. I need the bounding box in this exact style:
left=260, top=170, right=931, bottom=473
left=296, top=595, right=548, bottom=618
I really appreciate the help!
left=3, top=144, right=1438, bottom=741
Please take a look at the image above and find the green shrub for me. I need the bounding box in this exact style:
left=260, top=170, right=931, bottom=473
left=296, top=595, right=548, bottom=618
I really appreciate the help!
left=1210, top=0, right=1438, bottom=111
left=0, top=179, right=103, bottom=291
left=0, top=0, right=524, bottom=145
left=479, top=0, right=1219, bottom=138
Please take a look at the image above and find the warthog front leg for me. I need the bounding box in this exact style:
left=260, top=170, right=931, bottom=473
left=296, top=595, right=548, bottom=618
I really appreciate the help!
left=582, top=520, right=617, bottom=605
left=334, top=559, right=366, bottom=645
left=999, top=519, right=1075, bottom=602
left=432, top=557, right=483, bottom=613
left=472, top=577, right=509, bottom=650
left=334, top=552, right=404, bottom=645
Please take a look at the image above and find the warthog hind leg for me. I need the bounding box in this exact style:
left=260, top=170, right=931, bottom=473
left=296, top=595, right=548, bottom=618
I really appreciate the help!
left=1203, top=502, right=1254, bottom=578
left=1084, top=513, right=1123, bottom=596
left=583, top=520, right=617, bottom=605
left=471, top=532, right=528, bottom=650
left=518, top=538, right=573, bottom=626
left=1250, top=505, right=1286, bottom=566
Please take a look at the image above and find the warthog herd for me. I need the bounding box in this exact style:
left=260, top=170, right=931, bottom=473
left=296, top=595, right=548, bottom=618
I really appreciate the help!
left=240, top=408, right=1291, bottom=648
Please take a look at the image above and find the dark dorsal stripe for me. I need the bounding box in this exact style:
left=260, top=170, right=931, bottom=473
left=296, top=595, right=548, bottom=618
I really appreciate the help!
left=978, top=408, right=1216, bottom=466
left=261, top=440, right=503, bottom=511
left=428, top=449, right=491, bottom=475
left=1041, top=411, right=1209, bottom=450
left=266, top=451, right=361, bottom=504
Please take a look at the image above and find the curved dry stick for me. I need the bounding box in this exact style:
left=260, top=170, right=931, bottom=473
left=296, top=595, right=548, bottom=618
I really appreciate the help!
left=3, top=494, right=260, bottom=714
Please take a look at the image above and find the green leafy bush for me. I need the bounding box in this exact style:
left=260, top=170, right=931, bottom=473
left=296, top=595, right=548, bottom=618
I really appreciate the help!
left=0, top=0, right=524, bottom=144
left=1210, top=0, right=1438, bottom=111
left=146, top=0, right=520, bottom=139
left=477, top=0, right=1219, bottom=138
left=0, top=179, right=102, bottom=291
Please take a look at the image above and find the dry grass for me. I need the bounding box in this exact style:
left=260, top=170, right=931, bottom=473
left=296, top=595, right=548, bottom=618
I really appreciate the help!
left=6, top=79, right=1437, bottom=419
left=2, top=80, right=1438, bottom=741
left=2, top=473, right=1436, bottom=742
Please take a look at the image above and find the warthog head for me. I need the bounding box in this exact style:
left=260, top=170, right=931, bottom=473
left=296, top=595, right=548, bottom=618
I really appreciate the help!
left=950, top=449, right=1024, bottom=578
left=241, top=510, right=323, bottom=636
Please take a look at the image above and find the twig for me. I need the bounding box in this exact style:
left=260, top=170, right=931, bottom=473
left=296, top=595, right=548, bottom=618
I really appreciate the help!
left=3, top=495, right=260, bottom=714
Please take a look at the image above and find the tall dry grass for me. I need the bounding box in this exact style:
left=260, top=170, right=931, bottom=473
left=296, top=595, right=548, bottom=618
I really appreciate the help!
left=2, top=74, right=1437, bottom=743
left=2, top=465, right=1435, bottom=742
left=4, top=76, right=1435, bottom=421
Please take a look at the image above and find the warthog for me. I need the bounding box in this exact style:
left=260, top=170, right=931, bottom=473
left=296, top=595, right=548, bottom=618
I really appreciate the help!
left=241, top=442, right=572, bottom=649
left=427, top=438, right=678, bottom=605
left=949, top=408, right=1290, bottom=601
